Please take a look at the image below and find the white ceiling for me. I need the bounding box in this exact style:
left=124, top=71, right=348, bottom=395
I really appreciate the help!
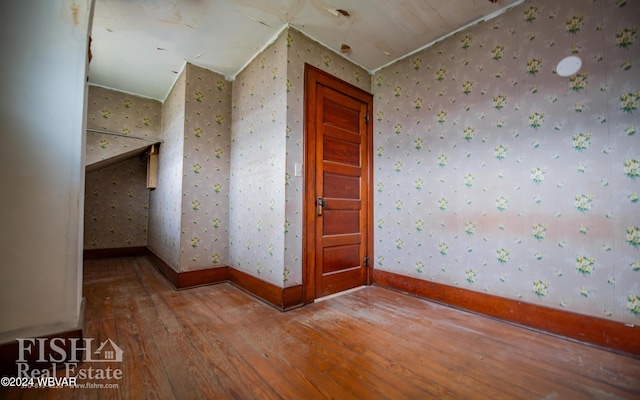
left=89, top=0, right=522, bottom=101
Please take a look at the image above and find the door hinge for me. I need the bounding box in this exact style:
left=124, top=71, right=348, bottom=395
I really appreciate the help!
left=364, top=112, right=369, bottom=124
left=364, top=256, right=369, bottom=267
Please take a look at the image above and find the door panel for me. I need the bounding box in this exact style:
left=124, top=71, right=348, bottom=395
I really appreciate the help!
left=322, top=173, right=359, bottom=198
left=304, top=64, right=373, bottom=303
left=314, top=83, right=368, bottom=298
left=323, top=98, right=361, bottom=131
left=323, top=136, right=360, bottom=166
left=322, top=244, right=361, bottom=274
left=323, top=210, right=359, bottom=235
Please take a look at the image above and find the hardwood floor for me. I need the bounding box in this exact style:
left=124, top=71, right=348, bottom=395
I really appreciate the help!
left=3, top=256, right=639, bottom=399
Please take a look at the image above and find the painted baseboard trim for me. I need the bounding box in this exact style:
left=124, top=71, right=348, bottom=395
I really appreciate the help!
left=373, top=269, right=640, bottom=357
left=145, top=250, right=303, bottom=311
left=83, top=246, right=149, bottom=260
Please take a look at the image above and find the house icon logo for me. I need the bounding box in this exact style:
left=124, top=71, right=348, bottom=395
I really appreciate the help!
left=92, top=338, right=124, bottom=362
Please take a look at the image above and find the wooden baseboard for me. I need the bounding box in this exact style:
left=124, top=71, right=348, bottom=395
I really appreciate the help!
left=146, top=250, right=179, bottom=287
left=282, top=285, right=304, bottom=311
left=144, top=250, right=302, bottom=310
left=83, top=246, right=149, bottom=260
left=177, top=267, right=230, bottom=289
left=373, top=269, right=640, bottom=357
left=146, top=250, right=229, bottom=290
left=229, top=268, right=303, bottom=311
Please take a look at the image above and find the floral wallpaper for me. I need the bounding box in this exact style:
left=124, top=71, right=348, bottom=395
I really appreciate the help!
left=179, top=64, right=231, bottom=272
left=147, top=72, right=186, bottom=269
left=229, top=27, right=369, bottom=288
left=84, top=86, right=161, bottom=249
left=230, top=33, right=288, bottom=287
left=84, top=157, right=149, bottom=249
left=148, top=64, right=232, bottom=272
left=372, top=0, right=640, bottom=323
left=86, top=85, right=162, bottom=168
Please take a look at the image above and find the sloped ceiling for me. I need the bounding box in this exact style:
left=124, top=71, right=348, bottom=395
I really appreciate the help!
left=89, top=0, right=522, bottom=101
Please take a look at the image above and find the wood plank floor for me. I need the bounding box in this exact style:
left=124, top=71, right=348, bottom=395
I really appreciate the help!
left=3, top=256, right=640, bottom=399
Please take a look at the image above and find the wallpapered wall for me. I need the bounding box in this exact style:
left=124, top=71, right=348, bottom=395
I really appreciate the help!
left=148, top=64, right=232, bottom=272
left=86, top=86, right=162, bottom=168
left=148, top=71, right=186, bottom=268
left=230, top=28, right=369, bottom=287
left=372, top=0, right=640, bottom=323
left=84, top=157, right=149, bottom=249
left=230, top=32, right=288, bottom=287
left=84, top=86, right=162, bottom=250
left=179, top=64, right=232, bottom=271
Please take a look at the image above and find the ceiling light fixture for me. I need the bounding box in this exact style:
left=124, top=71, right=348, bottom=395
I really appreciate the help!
left=556, top=55, right=582, bottom=77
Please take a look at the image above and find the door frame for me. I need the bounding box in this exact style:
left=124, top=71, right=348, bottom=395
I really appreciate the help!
left=302, top=64, right=374, bottom=304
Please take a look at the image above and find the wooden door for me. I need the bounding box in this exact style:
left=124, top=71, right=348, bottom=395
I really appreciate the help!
left=304, top=65, right=373, bottom=302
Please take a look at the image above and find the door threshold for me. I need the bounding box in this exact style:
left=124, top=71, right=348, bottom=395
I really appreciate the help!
left=315, top=286, right=366, bottom=302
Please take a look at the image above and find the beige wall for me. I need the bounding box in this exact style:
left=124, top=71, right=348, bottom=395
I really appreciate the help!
left=0, top=0, right=93, bottom=342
